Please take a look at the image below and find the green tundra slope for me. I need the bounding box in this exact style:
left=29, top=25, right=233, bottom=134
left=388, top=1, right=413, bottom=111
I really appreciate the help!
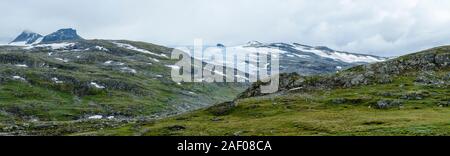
left=0, top=40, right=246, bottom=135
left=77, top=46, right=450, bottom=136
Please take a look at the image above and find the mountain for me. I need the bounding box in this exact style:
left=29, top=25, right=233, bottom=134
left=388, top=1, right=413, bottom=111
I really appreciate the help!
left=41, top=28, right=83, bottom=43
left=84, top=46, right=449, bottom=136
left=0, top=29, right=390, bottom=135
left=9, top=31, right=43, bottom=45
left=195, top=41, right=387, bottom=76
left=0, top=29, right=247, bottom=135
left=8, top=28, right=83, bottom=46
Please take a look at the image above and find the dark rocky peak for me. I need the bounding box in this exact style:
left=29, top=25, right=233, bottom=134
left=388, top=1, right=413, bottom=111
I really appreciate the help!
left=245, top=41, right=263, bottom=47
left=9, top=30, right=43, bottom=44
left=314, top=46, right=335, bottom=52
left=41, top=28, right=83, bottom=43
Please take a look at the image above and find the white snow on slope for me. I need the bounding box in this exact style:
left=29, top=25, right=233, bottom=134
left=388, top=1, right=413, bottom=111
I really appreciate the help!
left=31, top=37, right=43, bottom=45
left=180, top=44, right=284, bottom=75
left=112, top=42, right=168, bottom=58
left=90, top=82, right=105, bottom=89
left=120, top=67, right=137, bottom=74
left=293, top=45, right=384, bottom=63
left=150, top=57, right=160, bottom=62
left=26, top=42, right=75, bottom=50
left=88, top=115, right=103, bottom=119
left=12, top=76, right=26, bottom=81
left=94, top=46, right=109, bottom=51
left=15, top=64, right=28, bottom=68
left=55, top=58, right=69, bottom=63
left=51, top=77, right=63, bottom=84
left=104, top=60, right=125, bottom=66
left=165, top=65, right=180, bottom=69
left=9, top=41, right=27, bottom=46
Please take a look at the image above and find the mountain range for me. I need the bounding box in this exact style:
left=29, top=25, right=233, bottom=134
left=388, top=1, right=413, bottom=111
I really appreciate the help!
left=1, top=28, right=436, bottom=136
left=196, top=41, right=386, bottom=76
left=82, top=45, right=449, bottom=136
left=9, top=28, right=83, bottom=46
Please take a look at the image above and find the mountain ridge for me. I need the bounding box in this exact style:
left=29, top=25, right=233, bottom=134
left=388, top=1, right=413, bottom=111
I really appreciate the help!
left=9, top=31, right=43, bottom=45
left=9, top=28, right=83, bottom=46
left=76, top=45, right=450, bottom=136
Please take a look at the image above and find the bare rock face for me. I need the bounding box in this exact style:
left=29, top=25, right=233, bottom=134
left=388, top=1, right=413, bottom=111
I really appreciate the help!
left=41, top=28, right=83, bottom=43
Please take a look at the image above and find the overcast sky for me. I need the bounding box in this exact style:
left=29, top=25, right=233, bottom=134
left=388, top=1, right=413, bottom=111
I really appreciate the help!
left=1, top=0, right=450, bottom=56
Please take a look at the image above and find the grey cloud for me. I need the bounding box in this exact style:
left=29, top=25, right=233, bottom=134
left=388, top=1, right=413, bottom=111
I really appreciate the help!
left=1, top=0, right=450, bottom=56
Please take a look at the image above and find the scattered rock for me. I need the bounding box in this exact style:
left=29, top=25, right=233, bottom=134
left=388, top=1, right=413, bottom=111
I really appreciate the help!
left=211, top=117, right=223, bottom=122
left=416, top=72, right=441, bottom=84
left=378, top=92, right=393, bottom=97
left=374, top=99, right=403, bottom=109
left=207, top=101, right=236, bottom=116
left=233, top=131, right=243, bottom=136
left=331, top=98, right=346, bottom=104
left=330, top=98, right=365, bottom=105
left=400, top=91, right=429, bottom=100
left=362, top=121, right=385, bottom=125
left=166, top=125, right=185, bottom=131
left=438, top=101, right=449, bottom=107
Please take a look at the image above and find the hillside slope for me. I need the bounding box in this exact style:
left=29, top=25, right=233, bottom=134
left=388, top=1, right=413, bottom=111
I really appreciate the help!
left=0, top=37, right=247, bottom=135
left=80, top=46, right=450, bottom=136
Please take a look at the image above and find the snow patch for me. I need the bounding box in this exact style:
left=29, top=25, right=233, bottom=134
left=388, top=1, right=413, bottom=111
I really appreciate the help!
left=90, top=82, right=105, bottom=89
left=12, top=76, right=26, bottom=81
left=104, top=60, right=125, bottom=66
left=294, top=45, right=384, bottom=63
left=9, top=41, right=27, bottom=46
left=120, top=67, right=137, bottom=74
left=31, top=37, right=43, bottom=45
left=94, top=46, right=109, bottom=51
left=55, top=58, right=69, bottom=63
left=88, top=115, right=103, bottom=119
left=29, top=42, right=75, bottom=50
left=15, top=64, right=28, bottom=68
left=51, top=77, right=63, bottom=84
left=165, top=65, right=180, bottom=69
left=112, top=42, right=168, bottom=58
left=150, top=57, right=160, bottom=62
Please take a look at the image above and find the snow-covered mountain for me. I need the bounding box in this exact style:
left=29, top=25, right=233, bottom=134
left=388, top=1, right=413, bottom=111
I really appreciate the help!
left=9, top=31, right=43, bottom=45
left=184, top=41, right=387, bottom=76
left=291, top=43, right=384, bottom=63
left=8, top=28, right=83, bottom=46
left=7, top=29, right=386, bottom=76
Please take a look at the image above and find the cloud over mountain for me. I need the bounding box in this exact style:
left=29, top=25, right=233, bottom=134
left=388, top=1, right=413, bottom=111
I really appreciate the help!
left=1, top=0, right=450, bottom=56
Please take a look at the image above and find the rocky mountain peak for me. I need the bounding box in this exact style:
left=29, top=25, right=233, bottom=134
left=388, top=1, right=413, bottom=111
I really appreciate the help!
left=41, top=28, right=83, bottom=43
left=9, top=30, right=43, bottom=45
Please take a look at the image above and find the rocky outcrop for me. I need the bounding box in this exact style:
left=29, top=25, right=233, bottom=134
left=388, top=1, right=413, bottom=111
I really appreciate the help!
left=238, top=46, right=450, bottom=99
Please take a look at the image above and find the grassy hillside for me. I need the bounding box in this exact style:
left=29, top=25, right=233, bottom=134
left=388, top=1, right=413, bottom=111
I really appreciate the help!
left=76, top=46, right=450, bottom=136
left=0, top=40, right=246, bottom=135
